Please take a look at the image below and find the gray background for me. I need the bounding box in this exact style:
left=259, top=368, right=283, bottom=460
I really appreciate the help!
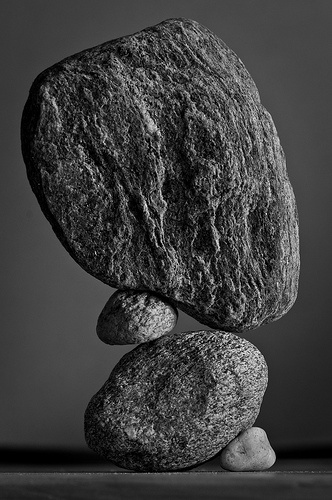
left=1, top=0, right=331, bottom=451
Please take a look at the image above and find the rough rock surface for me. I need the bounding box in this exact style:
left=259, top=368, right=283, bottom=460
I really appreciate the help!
left=97, top=290, right=178, bottom=344
left=220, top=427, right=276, bottom=471
left=21, top=17, right=300, bottom=332
left=84, top=330, right=268, bottom=471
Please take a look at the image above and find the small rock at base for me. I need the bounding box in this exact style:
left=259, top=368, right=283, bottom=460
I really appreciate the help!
left=96, top=290, right=178, bottom=344
left=220, top=427, right=276, bottom=471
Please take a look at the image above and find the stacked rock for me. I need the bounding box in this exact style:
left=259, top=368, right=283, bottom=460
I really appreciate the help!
left=21, top=18, right=299, bottom=471
left=96, top=290, right=178, bottom=345
left=87, top=291, right=273, bottom=471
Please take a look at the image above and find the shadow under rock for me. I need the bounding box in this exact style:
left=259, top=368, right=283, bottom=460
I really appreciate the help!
left=0, top=447, right=125, bottom=472
left=1, top=446, right=332, bottom=473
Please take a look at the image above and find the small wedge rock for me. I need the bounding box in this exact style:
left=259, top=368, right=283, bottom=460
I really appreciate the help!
left=97, top=290, right=178, bottom=344
left=84, top=330, right=268, bottom=471
left=220, top=427, right=276, bottom=471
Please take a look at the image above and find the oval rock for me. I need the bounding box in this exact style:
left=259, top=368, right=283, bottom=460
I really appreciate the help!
left=84, top=330, right=268, bottom=471
left=97, top=290, right=178, bottom=344
left=21, top=18, right=299, bottom=333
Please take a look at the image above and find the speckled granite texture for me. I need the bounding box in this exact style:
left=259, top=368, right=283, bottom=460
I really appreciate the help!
left=97, top=290, right=178, bottom=344
left=84, top=330, right=268, bottom=471
left=21, top=17, right=299, bottom=332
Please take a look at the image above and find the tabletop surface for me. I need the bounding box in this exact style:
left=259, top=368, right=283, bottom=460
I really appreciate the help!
left=1, top=448, right=332, bottom=499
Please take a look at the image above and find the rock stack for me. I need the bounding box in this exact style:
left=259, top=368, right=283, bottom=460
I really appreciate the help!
left=21, top=18, right=299, bottom=471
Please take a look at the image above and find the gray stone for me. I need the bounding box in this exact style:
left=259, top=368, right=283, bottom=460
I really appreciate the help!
left=21, top=17, right=300, bottom=332
left=220, top=427, right=276, bottom=471
left=84, top=330, right=268, bottom=471
left=97, top=290, right=178, bottom=344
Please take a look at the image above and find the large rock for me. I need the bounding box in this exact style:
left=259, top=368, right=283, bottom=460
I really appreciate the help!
left=84, top=330, right=268, bottom=471
left=21, top=17, right=300, bottom=332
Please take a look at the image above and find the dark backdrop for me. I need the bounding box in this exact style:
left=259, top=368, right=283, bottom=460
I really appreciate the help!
left=1, top=0, right=331, bottom=451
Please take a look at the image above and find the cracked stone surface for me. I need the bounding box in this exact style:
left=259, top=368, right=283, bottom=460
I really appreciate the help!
left=21, top=17, right=300, bottom=332
left=97, top=290, right=178, bottom=344
left=84, top=330, right=268, bottom=472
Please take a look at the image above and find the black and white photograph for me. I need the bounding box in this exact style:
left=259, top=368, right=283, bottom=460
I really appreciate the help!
left=1, top=1, right=332, bottom=498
